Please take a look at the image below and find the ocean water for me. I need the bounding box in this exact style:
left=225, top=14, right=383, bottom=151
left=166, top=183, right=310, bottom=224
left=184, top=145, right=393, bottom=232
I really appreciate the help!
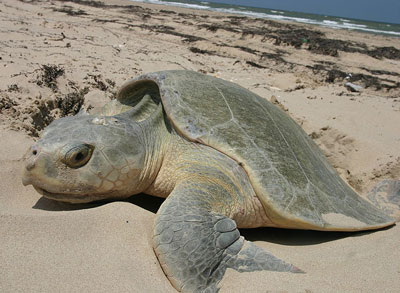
left=129, top=0, right=400, bottom=37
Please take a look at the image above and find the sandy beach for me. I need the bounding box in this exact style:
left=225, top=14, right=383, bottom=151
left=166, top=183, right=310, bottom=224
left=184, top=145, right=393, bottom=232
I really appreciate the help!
left=1, top=0, right=399, bottom=292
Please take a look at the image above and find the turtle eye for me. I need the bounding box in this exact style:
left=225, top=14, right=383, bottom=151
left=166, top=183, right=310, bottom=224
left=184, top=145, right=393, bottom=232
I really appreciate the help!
left=63, top=144, right=94, bottom=168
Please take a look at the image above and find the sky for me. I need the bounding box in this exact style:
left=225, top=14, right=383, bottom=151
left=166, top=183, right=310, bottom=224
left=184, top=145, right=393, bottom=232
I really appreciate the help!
left=204, top=0, right=400, bottom=24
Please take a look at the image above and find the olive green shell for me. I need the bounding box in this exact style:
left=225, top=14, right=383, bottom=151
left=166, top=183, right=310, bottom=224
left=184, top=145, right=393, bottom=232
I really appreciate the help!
left=116, top=70, right=393, bottom=231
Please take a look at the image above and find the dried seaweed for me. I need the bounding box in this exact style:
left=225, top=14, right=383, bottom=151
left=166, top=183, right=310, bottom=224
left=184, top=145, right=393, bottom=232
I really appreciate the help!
left=36, top=65, right=65, bottom=91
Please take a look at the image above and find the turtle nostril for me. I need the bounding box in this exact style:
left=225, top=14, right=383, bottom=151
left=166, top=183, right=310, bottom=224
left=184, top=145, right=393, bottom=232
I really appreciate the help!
left=31, top=145, right=40, bottom=156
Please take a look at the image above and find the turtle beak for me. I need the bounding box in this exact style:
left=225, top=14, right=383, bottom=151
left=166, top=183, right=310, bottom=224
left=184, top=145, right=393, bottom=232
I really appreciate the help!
left=22, top=173, right=32, bottom=186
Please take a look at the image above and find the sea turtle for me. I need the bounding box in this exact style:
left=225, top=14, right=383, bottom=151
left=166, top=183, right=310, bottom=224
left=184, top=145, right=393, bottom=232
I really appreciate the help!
left=22, top=70, right=399, bottom=292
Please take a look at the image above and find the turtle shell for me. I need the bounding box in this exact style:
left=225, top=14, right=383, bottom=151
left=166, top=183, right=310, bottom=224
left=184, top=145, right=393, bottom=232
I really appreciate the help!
left=117, top=70, right=393, bottom=231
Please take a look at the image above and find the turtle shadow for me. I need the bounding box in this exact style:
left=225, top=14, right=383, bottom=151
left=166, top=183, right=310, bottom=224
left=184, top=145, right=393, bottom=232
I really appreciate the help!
left=33, top=196, right=104, bottom=211
left=32, top=193, right=164, bottom=213
left=33, top=194, right=393, bottom=247
left=240, top=225, right=394, bottom=246
left=126, top=193, right=165, bottom=213
left=240, top=227, right=350, bottom=246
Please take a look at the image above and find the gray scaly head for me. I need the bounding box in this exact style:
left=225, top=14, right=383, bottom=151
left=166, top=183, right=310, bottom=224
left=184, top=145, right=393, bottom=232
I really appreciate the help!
left=22, top=111, right=155, bottom=203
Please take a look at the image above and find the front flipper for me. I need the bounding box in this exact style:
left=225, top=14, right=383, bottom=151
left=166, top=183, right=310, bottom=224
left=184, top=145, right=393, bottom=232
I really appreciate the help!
left=153, top=182, right=301, bottom=293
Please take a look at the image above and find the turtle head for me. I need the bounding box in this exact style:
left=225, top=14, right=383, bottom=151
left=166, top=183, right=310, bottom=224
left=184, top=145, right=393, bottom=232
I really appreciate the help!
left=22, top=113, right=149, bottom=203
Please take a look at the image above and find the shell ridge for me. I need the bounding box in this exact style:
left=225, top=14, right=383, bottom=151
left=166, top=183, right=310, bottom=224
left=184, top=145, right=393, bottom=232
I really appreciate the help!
left=308, top=182, right=340, bottom=214
left=254, top=98, right=312, bottom=185
left=208, top=84, right=310, bottom=224
left=253, top=97, right=321, bottom=222
left=168, top=73, right=211, bottom=140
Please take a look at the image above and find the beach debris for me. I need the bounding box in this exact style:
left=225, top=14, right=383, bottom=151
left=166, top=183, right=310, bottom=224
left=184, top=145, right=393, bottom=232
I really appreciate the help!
left=7, top=84, right=20, bottom=92
left=270, top=95, right=288, bottom=111
left=198, top=20, right=400, bottom=61
left=160, top=9, right=177, bottom=14
left=267, top=86, right=282, bottom=91
left=52, top=6, right=88, bottom=17
left=189, top=47, right=215, bottom=55
left=112, top=44, right=125, bottom=52
left=309, top=126, right=330, bottom=140
left=55, top=87, right=89, bottom=117
left=24, top=86, right=88, bottom=137
left=345, top=82, right=364, bottom=92
left=85, top=74, right=115, bottom=92
left=361, top=68, right=400, bottom=77
left=309, top=65, right=399, bottom=91
left=309, top=131, right=321, bottom=139
left=260, top=51, right=286, bottom=63
left=367, top=46, right=400, bottom=60
left=0, top=95, right=17, bottom=112
left=285, top=84, right=305, bottom=92
left=143, top=24, right=204, bottom=43
left=246, top=61, right=267, bottom=69
left=36, top=65, right=65, bottom=91
left=1, top=83, right=89, bottom=137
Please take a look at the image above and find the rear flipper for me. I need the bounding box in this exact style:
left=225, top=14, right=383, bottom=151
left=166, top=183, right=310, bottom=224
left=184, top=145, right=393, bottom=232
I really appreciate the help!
left=366, top=179, right=400, bottom=221
left=153, top=186, right=301, bottom=293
